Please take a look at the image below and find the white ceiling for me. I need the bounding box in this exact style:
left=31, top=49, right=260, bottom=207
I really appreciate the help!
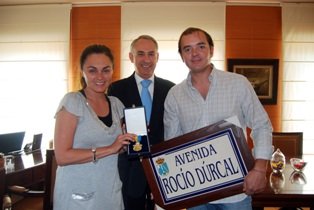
left=1, top=0, right=314, bottom=6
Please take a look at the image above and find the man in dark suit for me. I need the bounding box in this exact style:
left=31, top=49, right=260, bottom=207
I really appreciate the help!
left=107, top=35, right=175, bottom=210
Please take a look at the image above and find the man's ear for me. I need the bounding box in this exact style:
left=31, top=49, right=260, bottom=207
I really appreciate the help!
left=180, top=54, right=185, bottom=63
left=129, top=52, right=134, bottom=63
left=210, top=46, right=214, bottom=58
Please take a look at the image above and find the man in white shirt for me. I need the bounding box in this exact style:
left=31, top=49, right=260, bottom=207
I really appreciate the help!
left=164, top=27, right=273, bottom=210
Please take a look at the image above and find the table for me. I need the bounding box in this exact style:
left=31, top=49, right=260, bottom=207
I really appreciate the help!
left=0, top=150, right=46, bottom=208
left=252, top=155, right=314, bottom=209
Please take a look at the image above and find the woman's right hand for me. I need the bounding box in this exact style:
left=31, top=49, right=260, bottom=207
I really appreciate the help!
left=110, top=133, right=136, bottom=154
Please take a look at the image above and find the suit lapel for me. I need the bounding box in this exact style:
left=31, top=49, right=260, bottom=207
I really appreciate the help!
left=152, top=76, right=164, bottom=108
left=127, top=74, right=142, bottom=107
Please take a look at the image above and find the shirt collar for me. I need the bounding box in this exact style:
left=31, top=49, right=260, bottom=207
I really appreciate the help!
left=186, top=64, right=215, bottom=87
left=134, top=72, right=154, bottom=86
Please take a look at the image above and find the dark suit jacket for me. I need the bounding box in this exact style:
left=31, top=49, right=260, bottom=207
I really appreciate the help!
left=107, top=72, right=175, bottom=198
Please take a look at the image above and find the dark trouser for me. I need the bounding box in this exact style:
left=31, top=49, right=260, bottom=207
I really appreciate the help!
left=124, top=186, right=154, bottom=210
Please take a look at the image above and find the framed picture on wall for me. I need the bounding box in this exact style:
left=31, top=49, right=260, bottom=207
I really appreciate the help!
left=227, top=59, right=279, bottom=105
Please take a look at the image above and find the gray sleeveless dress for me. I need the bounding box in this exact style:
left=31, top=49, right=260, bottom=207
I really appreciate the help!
left=53, top=92, right=124, bottom=210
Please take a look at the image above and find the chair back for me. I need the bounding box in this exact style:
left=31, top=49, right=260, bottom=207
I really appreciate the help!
left=43, top=149, right=56, bottom=210
left=272, top=132, right=303, bottom=157
left=1, top=165, right=6, bottom=210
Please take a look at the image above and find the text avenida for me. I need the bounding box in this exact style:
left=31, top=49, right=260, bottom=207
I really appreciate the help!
left=159, top=144, right=240, bottom=195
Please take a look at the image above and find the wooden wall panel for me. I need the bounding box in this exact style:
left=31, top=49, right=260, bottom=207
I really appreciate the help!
left=227, top=40, right=281, bottom=58
left=70, top=6, right=121, bottom=91
left=226, top=7, right=281, bottom=40
left=226, top=6, right=282, bottom=147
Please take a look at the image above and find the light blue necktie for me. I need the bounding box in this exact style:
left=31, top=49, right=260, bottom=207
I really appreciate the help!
left=141, top=80, right=152, bottom=123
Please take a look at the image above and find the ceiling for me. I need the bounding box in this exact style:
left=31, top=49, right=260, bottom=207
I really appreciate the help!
left=1, top=0, right=314, bottom=6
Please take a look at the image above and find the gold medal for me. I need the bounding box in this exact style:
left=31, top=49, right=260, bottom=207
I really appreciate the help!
left=133, top=135, right=143, bottom=151
left=133, top=142, right=142, bottom=151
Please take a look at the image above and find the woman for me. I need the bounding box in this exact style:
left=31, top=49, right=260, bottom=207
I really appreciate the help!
left=53, top=44, right=135, bottom=210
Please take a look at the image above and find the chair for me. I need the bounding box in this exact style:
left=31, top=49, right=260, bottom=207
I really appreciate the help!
left=43, top=149, right=56, bottom=210
left=272, top=132, right=303, bottom=157
left=252, top=132, right=303, bottom=210
left=272, top=133, right=304, bottom=210
left=5, top=149, right=56, bottom=210
left=1, top=165, right=11, bottom=210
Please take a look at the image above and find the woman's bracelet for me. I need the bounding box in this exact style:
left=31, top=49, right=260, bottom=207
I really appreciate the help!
left=252, top=168, right=266, bottom=174
left=92, top=148, right=97, bottom=164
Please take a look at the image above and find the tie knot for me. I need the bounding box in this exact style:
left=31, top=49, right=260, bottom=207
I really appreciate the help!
left=141, top=80, right=152, bottom=88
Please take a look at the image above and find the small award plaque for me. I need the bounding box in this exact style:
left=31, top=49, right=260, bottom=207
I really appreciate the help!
left=124, top=106, right=150, bottom=157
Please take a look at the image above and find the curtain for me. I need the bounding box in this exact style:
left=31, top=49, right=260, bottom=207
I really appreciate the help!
left=282, top=3, right=314, bottom=154
left=0, top=4, right=71, bottom=146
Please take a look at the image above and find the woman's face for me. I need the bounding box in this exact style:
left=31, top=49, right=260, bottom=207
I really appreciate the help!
left=82, top=53, right=113, bottom=93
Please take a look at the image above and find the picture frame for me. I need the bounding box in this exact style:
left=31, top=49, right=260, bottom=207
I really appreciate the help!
left=227, top=59, right=279, bottom=105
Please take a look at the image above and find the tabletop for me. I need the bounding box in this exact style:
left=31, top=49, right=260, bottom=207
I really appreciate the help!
left=4, top=150, right=45, bottom=174
left=252, top=154, right=314, bottom=209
